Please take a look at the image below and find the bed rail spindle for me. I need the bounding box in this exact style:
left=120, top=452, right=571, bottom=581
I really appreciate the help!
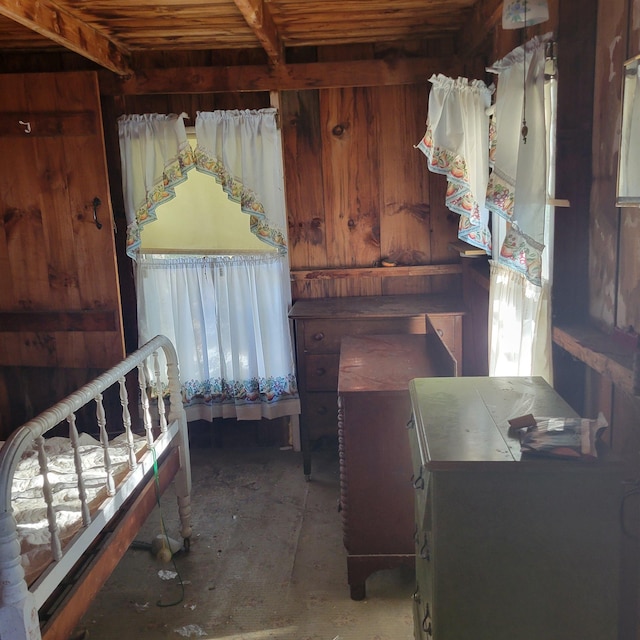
left=138, top=363, right=154, bottom=447
left=166, top=347, right=184, bottom=426
left=36, top=436, right=63, bottom=562
left=153, top=351, right=168, bottom=434
left=95, top=393, right=115, bottom=496
left=0, top=512, right=40, bottom=640
left=68, top=413, right=91, bottom=527
left=119, top=376, right=136, bottom=470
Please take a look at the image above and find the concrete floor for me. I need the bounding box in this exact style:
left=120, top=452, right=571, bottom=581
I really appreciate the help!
left=75, top=428, right=415, bottom=640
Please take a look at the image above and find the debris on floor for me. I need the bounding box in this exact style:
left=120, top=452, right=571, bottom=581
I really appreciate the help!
left=174, top=624, right=207, bottom=637
left=158, top=569, right=178, bottom=580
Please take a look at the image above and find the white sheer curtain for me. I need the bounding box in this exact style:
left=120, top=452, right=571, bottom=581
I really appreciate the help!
left=136, top=253, right=300, bottom=420
left=488, top=262, right=552, bottom=377
left=117, top=113, right=194, bottom=258
left=119, top=109, right=300, bottom=420
left=416, top=75, right=494, bottom=253
left=486, top=35, right=554, bottom=381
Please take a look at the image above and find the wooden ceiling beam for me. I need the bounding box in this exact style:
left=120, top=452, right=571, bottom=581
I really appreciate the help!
left=0, top=0, right=131, bottom=75
left=455, top=0, right=503, bottom=59
left=99, top=56, right=462, bottom=95
left=232, top=0, right=283, bottom=66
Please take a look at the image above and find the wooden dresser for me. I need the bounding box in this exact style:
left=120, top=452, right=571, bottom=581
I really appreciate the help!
left=337, top=333, right=456, bottom=600
left=408, top=376, right=623, bottom=640
left=289, top=294, right=465, bottom=478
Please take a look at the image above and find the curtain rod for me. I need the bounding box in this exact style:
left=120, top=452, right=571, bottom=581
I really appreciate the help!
left=139, top=248, right=278, bottom=256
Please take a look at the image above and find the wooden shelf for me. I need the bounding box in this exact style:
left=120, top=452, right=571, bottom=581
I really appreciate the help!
left=552, top=323, right=639, bottom=396
left=448, top=240, right=488, bottom=257
left=290, top=263, right=462, bottom=282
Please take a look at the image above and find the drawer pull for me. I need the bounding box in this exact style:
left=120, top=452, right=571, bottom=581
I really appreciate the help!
left=315, top=367, right=326, bottom=376
left=436, top=328, right=444, bottom=338
left=413, top=469, right=425, bottom=490
left=422, top=615, right=432, bottom=636
left=406, top=417, right=415, bottom=429
left=312, top=332, right=325, bottom=341
left=412, top=585, right=421, bottom=603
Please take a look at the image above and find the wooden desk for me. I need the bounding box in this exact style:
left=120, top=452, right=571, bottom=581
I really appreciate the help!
left=289, top=294, right=465, bottom=478
left=337, top=333, right=455, bottom=600
left=408, top=376, right=623, bottom=640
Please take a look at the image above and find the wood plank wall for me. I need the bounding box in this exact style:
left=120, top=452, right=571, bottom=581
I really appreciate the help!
left=587, top=0, right=640, bottom=468
left=281, top=82, right=462, bottom=300
left=589, top=3, right=640, bottom=636
left=281, top=43, right=465, bottom=300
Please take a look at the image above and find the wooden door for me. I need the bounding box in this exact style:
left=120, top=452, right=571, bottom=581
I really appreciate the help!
left=0, top=71, right=125, bottom=432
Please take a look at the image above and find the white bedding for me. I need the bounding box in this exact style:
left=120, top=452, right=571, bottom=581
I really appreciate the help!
left=8, top=432, right=147, bottom=585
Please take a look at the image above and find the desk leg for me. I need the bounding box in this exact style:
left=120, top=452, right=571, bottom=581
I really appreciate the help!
left=300, top=416, right=311, bottom=480
left=289, top=414, right=301, bottom=451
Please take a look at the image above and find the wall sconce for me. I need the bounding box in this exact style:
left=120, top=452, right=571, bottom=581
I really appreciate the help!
left=502, top=0, right=549, bottom=29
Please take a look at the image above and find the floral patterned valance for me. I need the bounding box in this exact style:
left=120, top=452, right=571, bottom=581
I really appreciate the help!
left=416, top=75, right=494, bottom=254
left=118, top=113, right=194, bottom=259
left=195, top=109, right=288, bottom=253
left=486, top=34, right=551, bottom=285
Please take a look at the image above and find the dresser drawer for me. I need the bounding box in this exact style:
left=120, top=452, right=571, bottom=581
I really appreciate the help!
left=304, top=354, right=339, bottom=391
left=301, top=317, right=427, bottom=354
left=300, top=391, right=339, bottom=439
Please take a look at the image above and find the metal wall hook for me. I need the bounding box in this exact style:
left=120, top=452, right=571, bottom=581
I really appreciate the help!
left=92, top=197, right=103, bottom=229
left=18, top=120, right=31, bottom=134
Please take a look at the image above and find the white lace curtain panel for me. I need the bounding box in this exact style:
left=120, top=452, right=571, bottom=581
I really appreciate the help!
left=487, top=35, right=553, bottom=382
left=194, top=110, right=288, bottom=252
left=136, top=253, right=300, bottom=421
left=417, top=35, right=554, bottom=381
left=486, top=34, right=550, bottom=287
left=118, top=109, right=289, bottom=258
left=118, top=112, right=195, bottom=258
left=415, top=75, right=494, bottom=254
left=118, top=109, right=300, bottom=419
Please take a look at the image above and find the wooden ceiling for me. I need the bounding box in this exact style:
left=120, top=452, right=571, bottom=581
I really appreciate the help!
left=0, top=0, right=501, bottom=77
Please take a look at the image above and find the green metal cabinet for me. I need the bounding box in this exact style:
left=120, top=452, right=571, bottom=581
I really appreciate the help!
left=408, top=376, right=623, bottom=640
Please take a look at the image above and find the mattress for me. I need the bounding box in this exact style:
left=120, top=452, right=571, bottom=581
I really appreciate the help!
left=7, top=432, right=147, bottom=585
